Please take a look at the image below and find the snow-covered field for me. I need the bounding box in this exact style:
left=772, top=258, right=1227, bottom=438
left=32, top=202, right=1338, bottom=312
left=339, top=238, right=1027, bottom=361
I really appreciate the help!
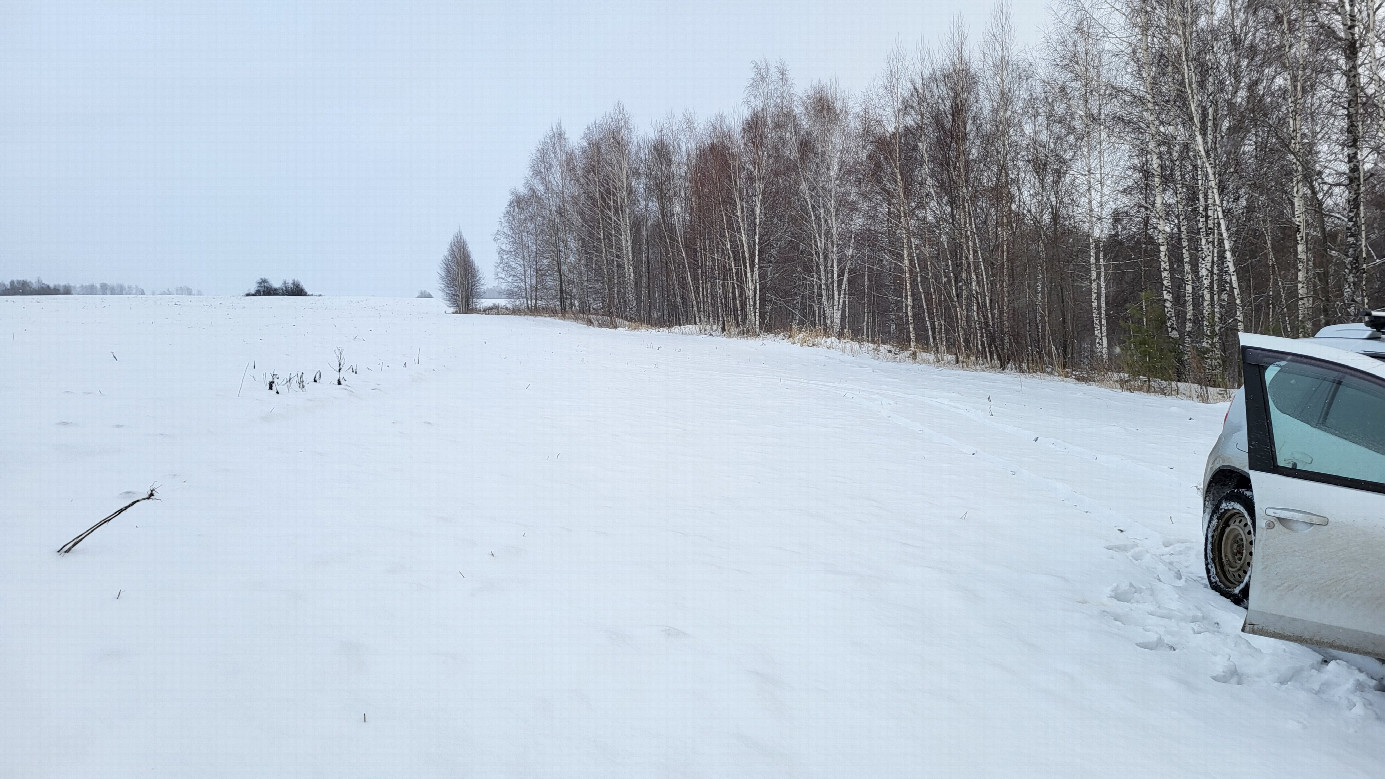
left=3, top=295, right=1384, bottom=777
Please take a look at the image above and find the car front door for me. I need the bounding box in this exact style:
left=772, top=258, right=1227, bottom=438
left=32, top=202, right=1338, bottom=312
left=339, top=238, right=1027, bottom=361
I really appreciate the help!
left=1239, top=334, right=1385, bottom=656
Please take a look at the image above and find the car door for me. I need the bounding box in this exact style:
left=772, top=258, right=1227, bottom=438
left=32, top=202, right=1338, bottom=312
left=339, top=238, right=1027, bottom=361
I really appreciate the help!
left=1239, top=333, right=1385, bottom=656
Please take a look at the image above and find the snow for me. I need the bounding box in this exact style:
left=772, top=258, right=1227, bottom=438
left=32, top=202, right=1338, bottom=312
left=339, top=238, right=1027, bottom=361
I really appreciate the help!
left=3, top=295, right=1384, bottom=776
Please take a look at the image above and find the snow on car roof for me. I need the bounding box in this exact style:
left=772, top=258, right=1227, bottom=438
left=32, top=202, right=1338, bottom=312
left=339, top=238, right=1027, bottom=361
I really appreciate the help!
left=1314, top=323, right=1378, bottom=338
left=1308, top=322, right=1385, bottom=358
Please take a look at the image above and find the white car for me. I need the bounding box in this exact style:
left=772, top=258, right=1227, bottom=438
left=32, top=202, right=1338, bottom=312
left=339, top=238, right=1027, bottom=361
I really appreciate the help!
left=1202, top=312, right=1385, bottom=656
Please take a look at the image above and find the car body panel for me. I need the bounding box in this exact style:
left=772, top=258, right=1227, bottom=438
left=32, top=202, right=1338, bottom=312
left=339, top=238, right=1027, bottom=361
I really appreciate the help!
left=1237, top=334, right=1385, bottom=657
left=1201, top=389, right=1248, bottom=507
left=1243, top=471, right=1385, bottom=656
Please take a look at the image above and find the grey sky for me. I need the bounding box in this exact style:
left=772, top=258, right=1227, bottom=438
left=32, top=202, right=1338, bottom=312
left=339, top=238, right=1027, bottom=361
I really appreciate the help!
left=1, top=1, right=1048, bottom=296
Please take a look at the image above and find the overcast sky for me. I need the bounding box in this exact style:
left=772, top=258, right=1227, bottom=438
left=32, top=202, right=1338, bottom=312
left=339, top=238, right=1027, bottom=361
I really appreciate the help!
left=1, top=1, right=1049, bottom=296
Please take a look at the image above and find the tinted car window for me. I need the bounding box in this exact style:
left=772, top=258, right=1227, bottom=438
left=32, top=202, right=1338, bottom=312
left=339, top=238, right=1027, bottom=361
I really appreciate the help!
left=1322, top=374, right=1385, bottom=458
left=1266, top=361, right=1333, bottom=423
left=1264, top=361, right=1385, bottom=486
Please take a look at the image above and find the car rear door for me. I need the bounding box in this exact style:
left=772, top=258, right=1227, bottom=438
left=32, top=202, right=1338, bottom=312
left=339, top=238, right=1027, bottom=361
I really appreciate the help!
left=1239, top=333, right=1385, bottom=656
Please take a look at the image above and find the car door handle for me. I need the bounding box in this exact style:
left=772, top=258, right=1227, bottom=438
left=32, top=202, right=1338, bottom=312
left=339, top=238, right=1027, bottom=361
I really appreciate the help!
left=1265, top=507, right=1329, bottom=526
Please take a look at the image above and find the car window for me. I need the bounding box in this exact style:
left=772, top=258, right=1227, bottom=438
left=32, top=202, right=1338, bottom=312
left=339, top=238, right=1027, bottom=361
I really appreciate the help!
left=1321, top=374, right=1385, bottom=457
left=1266, top=361, right=1333, bottom=424
left=1264, top=361, right=1385, bottom=486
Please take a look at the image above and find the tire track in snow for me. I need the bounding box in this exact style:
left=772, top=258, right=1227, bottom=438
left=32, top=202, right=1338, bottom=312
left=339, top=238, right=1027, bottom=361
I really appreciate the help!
left=790, top=378, right=1169, bottom=530
left=782, top=374, right=1385, bottom=713
left=668, top=344, right=1385, bottom=713
left=679, top=364, right=1186, bottom=490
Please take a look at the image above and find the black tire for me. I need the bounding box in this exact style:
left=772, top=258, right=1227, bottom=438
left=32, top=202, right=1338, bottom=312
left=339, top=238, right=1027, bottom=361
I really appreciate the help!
left=1205, top=488, right=1255, bottom=606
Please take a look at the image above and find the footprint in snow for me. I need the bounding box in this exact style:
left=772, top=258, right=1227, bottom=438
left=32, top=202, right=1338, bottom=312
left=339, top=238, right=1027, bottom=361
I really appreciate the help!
left=1136, top=634, right=1175, bottom=652
left=1212, top=660, right=1243, bottom=685
left=1108, top=582, right=1142, bottom=604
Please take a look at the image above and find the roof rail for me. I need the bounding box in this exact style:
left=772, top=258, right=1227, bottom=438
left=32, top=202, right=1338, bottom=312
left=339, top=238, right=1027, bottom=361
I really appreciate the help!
left=1364, top=309, right=1385, bottom=336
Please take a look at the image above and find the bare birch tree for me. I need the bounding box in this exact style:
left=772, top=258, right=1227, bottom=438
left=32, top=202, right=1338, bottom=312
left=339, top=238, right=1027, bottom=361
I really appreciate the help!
left=438, top=230, right=481, bottom=314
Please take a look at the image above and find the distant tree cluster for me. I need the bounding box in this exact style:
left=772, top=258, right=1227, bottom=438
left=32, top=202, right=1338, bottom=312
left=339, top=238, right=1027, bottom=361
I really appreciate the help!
left=246, top=278, right=309, bottom=296
left=2, top=278, right=200, bottom=296
left=2, top=278, right=72, bottom=295
left=73, top=282, right=146, bottom=295
left=494, top=0, right=1384, bottom=386
left=438, top=231, right=482, bottom=313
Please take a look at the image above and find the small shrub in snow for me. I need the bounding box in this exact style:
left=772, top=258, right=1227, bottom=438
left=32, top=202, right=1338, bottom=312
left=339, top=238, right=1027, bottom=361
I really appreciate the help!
left=245, top=278, right=310, bottom=297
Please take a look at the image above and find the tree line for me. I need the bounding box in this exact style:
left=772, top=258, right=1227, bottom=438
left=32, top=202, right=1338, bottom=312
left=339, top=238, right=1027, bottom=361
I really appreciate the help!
left=1, top=279, right=202, bottom=296
left=2, top=278, right=72, bottom=295
left=493, top=0, right=1382, bottom=385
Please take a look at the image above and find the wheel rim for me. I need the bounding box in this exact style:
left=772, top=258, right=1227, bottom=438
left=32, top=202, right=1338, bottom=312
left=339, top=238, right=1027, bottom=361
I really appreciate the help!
left=1214, top=508, right=1253, bottom=589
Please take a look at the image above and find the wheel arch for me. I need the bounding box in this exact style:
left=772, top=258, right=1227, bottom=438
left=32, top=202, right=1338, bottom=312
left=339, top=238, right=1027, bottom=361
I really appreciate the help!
left=1204, top=467, right=1252, bottom=521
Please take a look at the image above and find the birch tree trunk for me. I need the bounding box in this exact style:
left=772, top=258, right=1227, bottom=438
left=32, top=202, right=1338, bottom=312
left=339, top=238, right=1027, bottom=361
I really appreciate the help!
left=1339, top=0, right=1369, bottom=314
left=1173, top=0, right=1244, bottom=332
left=1279, top=0, right=1313, bottom=333
left=1137, top=0, right=1178, bottom=341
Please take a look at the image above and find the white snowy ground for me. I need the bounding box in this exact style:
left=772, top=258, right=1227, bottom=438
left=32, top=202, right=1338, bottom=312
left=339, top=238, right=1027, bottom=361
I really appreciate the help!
left=3, top=296, right=1384, bottom=777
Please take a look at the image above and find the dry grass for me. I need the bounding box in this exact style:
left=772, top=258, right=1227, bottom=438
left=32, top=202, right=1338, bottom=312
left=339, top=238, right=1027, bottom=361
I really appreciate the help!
left=480, top=306, right=1236, bottom=403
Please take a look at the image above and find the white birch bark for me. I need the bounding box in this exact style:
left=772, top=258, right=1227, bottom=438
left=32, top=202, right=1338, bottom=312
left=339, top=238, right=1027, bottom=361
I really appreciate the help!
left=1172, top=0, right=1244, bottom=331
left=1136, top=0, right=1178, bottom=341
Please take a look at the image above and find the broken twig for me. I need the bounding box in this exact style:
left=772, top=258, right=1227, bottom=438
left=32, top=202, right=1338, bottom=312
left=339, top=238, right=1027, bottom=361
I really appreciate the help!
left=58, top=487, right=159, bottom=554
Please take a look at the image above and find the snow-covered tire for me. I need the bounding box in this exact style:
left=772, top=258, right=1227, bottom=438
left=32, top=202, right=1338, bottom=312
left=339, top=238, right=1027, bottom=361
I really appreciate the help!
left=1205, top=488, right=1255, bottom=606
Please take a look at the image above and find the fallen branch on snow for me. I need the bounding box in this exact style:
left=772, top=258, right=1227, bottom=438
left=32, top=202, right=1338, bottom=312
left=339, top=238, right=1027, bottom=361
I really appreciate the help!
left=57, top=487, right=159, bottom=554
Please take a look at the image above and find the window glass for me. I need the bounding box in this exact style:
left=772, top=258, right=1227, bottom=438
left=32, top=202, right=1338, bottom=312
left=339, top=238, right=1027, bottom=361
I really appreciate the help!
left=1264, top=360, right=1385, bottom=486
left=1322, top=374, right=1385, bottom=458
left=1266, top=361, right=1331, bottom=423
